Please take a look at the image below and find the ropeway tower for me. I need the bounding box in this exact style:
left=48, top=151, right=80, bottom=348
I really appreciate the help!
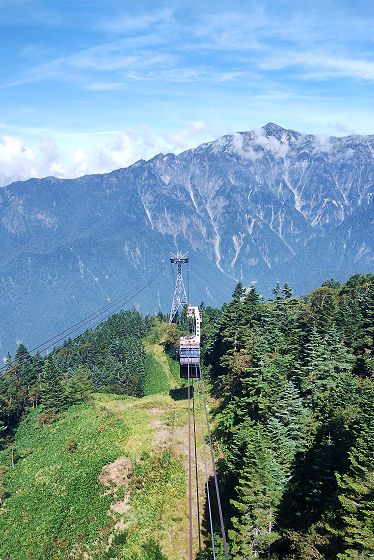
left=169, top=251, right=189, bottom=322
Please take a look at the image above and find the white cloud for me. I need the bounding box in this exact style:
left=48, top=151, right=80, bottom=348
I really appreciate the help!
left=162, top=121, right=207, bottom=151
left=328, top=121, right=356, bottom=135
left=0, top=121, right=218, bottom=187
left=261, top=51, right=374, bottom=81
left=253, top=127, right=289, bottom=158
left=0, top=135, right=37, bottom=185
left=85, top=82, right=124, bottom=91
left=100, top=8, right=174, bottom=34
left=313, top=134, right=333, bottom=153
left=232, top=132, right=263, bottom=161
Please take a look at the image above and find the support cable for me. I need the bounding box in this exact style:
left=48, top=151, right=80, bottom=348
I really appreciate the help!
left=34, top=270, right=164, bottom=356
left=200, top=378, right=230, bottom=560
left=28, top=285, right=141, bottom=354
left=187, top=359, right=193, bottom=560
left=187, top=259, right=190, bottom=307
left=196, top=379, right=216, bottom=559
left=0, top=265, right=166, bottom=373
left=192, top=381, right=202, bottom=559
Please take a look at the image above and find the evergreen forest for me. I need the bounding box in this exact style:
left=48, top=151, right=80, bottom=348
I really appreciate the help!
left=201, top=273, right=374, bottom=559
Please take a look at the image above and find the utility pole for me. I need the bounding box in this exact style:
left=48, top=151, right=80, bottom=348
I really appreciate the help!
left=169, top=251, right=189, bottom=322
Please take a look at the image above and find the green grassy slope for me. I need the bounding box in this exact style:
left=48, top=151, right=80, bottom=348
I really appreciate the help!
left=0, top=347, right=201, bottom=560
left=0, top=401, right=128, bottom=559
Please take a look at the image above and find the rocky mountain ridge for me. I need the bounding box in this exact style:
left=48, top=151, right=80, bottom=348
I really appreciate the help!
left=0, top=122, right=373, bottom=353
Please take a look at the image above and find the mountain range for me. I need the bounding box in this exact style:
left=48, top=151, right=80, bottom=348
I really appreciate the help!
left=0, top=122, right=373, bottom=354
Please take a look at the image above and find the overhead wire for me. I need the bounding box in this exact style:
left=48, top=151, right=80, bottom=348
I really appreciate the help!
left=187, top=258, right=190, bottom=308
left=2, top=257, right=230, bottom=558
left=34, top=269, right=165, bottom=356
left=27, top=285, right=141, bottom=354
left=183, top=283, right=228, bottom=559
left=196, top=378, right=216, bottom=559
left=192, top=380, right=202, bottom=559
left=0, top=265, right=166, bottom=374
left=187, top=357, right=193, bottom=560
left=200, top=377, right=230, bottom=560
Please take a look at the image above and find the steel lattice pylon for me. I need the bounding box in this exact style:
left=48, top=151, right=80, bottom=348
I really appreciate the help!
left=169, top=251, right=189, bottom=322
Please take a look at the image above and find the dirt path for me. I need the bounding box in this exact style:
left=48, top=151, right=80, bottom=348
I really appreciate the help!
left=96, top=388, right=208, bottom=560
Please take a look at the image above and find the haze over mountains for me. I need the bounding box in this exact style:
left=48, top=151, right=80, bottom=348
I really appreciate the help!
left=0, top=122, right=373, bottom=354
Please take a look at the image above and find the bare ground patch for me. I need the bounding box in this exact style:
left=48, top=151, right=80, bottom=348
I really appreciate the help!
left=98, top=457, right=133, bottom=547
left=99, top=457, right=132, bottom=493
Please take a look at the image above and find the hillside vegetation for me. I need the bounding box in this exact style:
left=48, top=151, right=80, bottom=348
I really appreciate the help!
left=0, top=392, right=194, bottom=559
left=0, top=317, right=199, bottom=559
left=201, top=274, right=374, bottom=559
left=1, top=274, right=373, bottom=559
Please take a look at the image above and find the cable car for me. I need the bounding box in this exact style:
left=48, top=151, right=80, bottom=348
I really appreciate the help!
left=179, top=306, right=202, bottom=379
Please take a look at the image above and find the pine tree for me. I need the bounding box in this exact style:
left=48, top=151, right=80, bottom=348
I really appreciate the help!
left=282, top=283, right=293, bottom=299
left=336, top=428, right=374, bottom=559
left=15, top=343, right=39, bottom=387
left=220, top=282, right=246, bottom=351
left=3, top=353, right=12, bottom=371
left=242, top=286, right=262, bottom=331
left=40, top=359, right=67, bottom=414
left=65, top=366, right=93, bottom=406
left=267, top=380, right=310, bottom=472
left=309, top=286, right=338, bottom=334
left=14, top=343, right=30, bottom=365
left=236, top=336, right=275, bottom=422
left=229, top=421, right=283, bottom=559
left=272, top=281, right=282, bottom=301
left=300, top=327, right=354, bottom=417
left=91, top=366, right=108, bottom=388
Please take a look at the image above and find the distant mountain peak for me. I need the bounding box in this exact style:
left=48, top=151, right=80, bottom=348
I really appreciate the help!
left=262, top=122, right=287, bottom=133
left=261, top=122, right=301, bottom=141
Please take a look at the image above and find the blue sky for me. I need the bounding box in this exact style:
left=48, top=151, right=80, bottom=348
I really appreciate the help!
left=0, top=0, right=373, bottom=185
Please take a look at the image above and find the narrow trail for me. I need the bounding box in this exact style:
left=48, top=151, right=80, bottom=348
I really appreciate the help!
left=95, top=343, right=208, bottom=559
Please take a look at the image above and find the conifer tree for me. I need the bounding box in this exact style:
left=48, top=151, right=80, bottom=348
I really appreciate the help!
left=229, top=421, right=283, bottom=559
left=14, top=343, right=30, bottom=364
left=65, top=367, right=93, bottom=405
left=309, top=286, right=338, bottom=334
left=14, top=343, right=38, bottom=387
left=242, top=285, right=262, bottom=331
left=336, top=428, right=374, bottom=559
left=300, top=327, right=354, bottom=416
left=3, top=352, right=12, bottom=371
left=270, top=380, right=310, bottom=458
left=40, top=359, right=67, bottom=414
left=282, top=283, right=293, bottom=299
left=220, top=282, right=246, bottom=351
left=272, top=281, right=282, bottom=301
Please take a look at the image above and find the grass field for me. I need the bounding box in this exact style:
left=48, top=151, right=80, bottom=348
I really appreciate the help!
left=0, top=345, right=208, bottom=560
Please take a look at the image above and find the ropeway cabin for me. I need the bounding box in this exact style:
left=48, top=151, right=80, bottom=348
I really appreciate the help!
left=179, top=306, right=202, bottom=379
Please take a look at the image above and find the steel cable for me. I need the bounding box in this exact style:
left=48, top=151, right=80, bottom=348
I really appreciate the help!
left=192, top=381, right=202, bottom=559
left=196, top=378, right=216, bottom=559
left=200, top=377, right=230, bottom=559
left=187, top=358, right=193, bottom=560
left=0, top=265, right=166, bottom=373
